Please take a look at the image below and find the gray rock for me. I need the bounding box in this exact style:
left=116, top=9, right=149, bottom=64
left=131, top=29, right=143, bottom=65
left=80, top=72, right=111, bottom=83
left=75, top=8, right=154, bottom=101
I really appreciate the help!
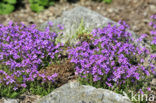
left=35, top=81, right=131, bottom=103
left=40, top=6, right=150, bottom=48
left=150, top=5, right=156, bottom=13
left=3, top=98, right=19, bottom=103
left=40, top=6, right=115, bottom=45
left=151, top=78, right=156, bottom=86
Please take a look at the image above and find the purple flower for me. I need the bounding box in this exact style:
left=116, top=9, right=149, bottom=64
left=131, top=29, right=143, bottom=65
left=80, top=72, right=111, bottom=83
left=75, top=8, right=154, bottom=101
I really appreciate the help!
left=0, top=21, right=61, bottom=89
left=93, top=75, right=101, bottom=82
left=48, top=21, right=53, bottom=26
left=147, top=87, right=151, bottom=91
left=150, top=15, right=156, bottom=45
left=106, top=82, right=112, bottom=87
left=13, top=87, right=18, bottom=91
left=139, top=89, right=144, bottom=94
left=68, top=20, right=153, bottom=91
left=57, top=24, right=64, bottom=30
left=51, top=73, right=58, bottom=78
left=21, top=83, right=27, bottom=88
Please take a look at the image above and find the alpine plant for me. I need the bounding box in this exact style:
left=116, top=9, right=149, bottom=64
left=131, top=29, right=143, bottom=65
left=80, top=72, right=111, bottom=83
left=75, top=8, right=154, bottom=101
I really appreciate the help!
left=149, top=15, right=156, bottom=82
left=0, top=21, right=63, bottom=91
left=68, top=21, right=155, bottom=94
left=149, top=15, right=156, bottom=45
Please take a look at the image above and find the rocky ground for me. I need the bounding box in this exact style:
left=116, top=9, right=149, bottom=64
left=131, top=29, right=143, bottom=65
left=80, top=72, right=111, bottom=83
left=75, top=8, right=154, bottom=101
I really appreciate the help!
left=0, top=0, right=156, bottom=103
left=0, top=0, right=156, bottom=35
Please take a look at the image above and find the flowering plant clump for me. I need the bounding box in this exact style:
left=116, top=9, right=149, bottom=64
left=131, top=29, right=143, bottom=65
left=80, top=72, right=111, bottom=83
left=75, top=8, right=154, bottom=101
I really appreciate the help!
left=149, top=15, right=156, bottom=53
left=0, top=21, right=63, bottom=98
left=68, top=21, right=155, bottom=95
left=149, top=15, right=156, bottom=45
left=149, top=15, right=156, bottom=85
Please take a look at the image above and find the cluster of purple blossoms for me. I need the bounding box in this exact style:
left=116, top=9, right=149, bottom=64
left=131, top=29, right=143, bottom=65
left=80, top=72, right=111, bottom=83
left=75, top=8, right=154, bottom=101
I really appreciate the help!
left=0, top=21, right=62, bottom=89
left=68, top=21, right=155, bottom=88
left=149, top=15, right=156, bottom=77
left=149, top=15, right=156, bottom=45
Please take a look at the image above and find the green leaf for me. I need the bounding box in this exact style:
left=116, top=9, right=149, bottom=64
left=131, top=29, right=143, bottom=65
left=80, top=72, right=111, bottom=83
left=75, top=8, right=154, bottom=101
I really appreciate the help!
left=21, top=88, right=26, bottom=93
left=0, top=3, right=15, bottom=14
left=151, top=44, right=156, bottom=52
left=2, top=88, right=8, bottom=94
left=29, top=0, right=39, bottom=3
left=49, top=1, right=54, bottom=6
left=103, top=0, right=112, bottom=4
left=38, top=0, right=49, bottom=6
left=30, top=4, right=44, bottom=13
left=16, top=76, right=23, bottom=82
left=10, top=92, right=19, bottom=98
left=3, top=0, right=17, bottom=4
left=29, top=0, right=34, bottom=3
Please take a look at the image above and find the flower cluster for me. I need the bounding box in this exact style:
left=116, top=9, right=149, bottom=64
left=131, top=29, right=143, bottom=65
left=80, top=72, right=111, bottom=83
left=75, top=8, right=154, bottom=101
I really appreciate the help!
left=0, top=21, right=62, bottom=90
left=149, top=15, right=156, bottom=45
left=149, top=15, right=156, bottom=78
left=68, top=21, right=155, bottom=89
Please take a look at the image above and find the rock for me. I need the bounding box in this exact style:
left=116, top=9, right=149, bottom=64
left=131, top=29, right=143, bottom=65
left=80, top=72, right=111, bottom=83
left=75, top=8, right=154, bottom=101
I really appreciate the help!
left=40, top=6, right=150, bottom=48
left=40, top=6, right=115, bottom=45
left=108, top=8, right=114, bottom=13
left=3, top=98, right=19, bottom=103
left=35, top=81, right=131, bottom=103
left=149, top=0, right=156, bottom=5
left=150, top=5, right=156, bottom=13
left=151, top=78, right=156, bottom=86
left=18, top=93, right=41, bottom=103
left=27, top=17, right=34, bottom=23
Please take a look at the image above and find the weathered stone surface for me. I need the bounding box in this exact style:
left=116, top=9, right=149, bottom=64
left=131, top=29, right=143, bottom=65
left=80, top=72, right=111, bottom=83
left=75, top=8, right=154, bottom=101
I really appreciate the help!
left=35, top=81, right=131, bottom=103
left=151, top=78, right=156, bottom=86
left=40, top=6, right=115, bottom=45
left=3, top=98, right=19, bottom=103
left=40, top=6, right=150, bottom=49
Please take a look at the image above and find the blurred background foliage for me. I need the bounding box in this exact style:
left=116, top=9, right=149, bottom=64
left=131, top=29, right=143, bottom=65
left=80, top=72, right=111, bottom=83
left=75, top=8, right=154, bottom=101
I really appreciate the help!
left=0, top=0, right=112, bottom=14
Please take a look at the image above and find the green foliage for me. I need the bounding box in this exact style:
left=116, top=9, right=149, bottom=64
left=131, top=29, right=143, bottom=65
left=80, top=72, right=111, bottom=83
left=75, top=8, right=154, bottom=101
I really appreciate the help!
left=0, top=0, right=55, bottom=14
left=151, top=44, right=156, bottom=52
left=0, top=0, right=16, bottom=14
left=76, top=19, right=87, bottom=36
left=62, top=18, right=91, bottom=46
left=30, top=3, right=44, bottom=13
left=102, top=0, right=112, bottom=3
left=3, top=0, right=17, bottom=4
left=0, top=81, right=56, bottom=98
left=0, top=0, right=113, bottom=14
left=0, top=65, right=56, bottom=98
left=29, top=0, right=55, bottom=13
left=75, top=19, right=91, bottom=40
left=0, top=53, right=58, bottom=98
left=94, top=0, right=112, bottom=4
left=28, top=82, right=56, bottom=97
left=0, top=84, right=20, bottom=98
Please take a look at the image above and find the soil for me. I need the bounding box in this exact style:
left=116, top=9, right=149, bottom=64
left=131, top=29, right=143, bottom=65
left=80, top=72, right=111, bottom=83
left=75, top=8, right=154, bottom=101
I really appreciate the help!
left=0, top=0, right=156, bottom=103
